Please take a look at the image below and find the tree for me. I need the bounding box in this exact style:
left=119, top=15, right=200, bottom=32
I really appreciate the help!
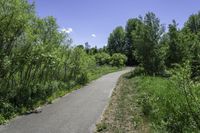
left=166, top=20, right=187, bottom=67
left=0, top=0, right=93, bottom=119
left=107, top=26, right=125, bottom=55
left=94, top=52, right=111, bottom=66
left=183, top=12, right=200, bottom=79
left=110, top=53, right=127, bottom=67
left=134, top=12, right=166, bottom=75
left=76, top=45, right=84, bottom=49
left=0, top=0, right=34, bottom=78
left=124, top=18, right=142, bottom=65
left=185, top=12, right=200, bottom=34
left=85, top=42, right=91, bottom=54
left=98, top=46, right=107, bottom=53
left=89, top=46, right=98, bottom=55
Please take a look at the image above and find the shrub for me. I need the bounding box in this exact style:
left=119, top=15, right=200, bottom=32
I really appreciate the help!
left=0, top=0, right=120, bottom=125
left=136, top=62, right=200, bottom=132
left=94, top=52, right=111, bottom=65
left=110, top=53, right=127, bottom=67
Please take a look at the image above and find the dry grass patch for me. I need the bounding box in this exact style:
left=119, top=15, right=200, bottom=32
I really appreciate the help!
left=96, top=73, right=149, bottom=133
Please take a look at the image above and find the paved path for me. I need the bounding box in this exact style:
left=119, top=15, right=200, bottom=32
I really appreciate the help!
left=0, top=68, right=132, bottom=133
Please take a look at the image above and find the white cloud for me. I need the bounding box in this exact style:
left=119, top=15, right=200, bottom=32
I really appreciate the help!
left=61, top=28, right=73, bottom=34
left=91, top=34, right=96, bottom=38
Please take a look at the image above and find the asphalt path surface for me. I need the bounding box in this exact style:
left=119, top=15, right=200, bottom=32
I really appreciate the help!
left=0, top=68, right=132, bottom=133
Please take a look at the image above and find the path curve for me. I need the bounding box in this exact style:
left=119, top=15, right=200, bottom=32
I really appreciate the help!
left=0, top=68, right=132, bottom=133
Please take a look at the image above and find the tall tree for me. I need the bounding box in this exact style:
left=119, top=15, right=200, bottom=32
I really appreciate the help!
left=166, top=20, right=186, bottom=67
left=0, top=0, right=34, bottom=78
left=107, top=26, right=125, bottom=55
left=183, top=12, right=200, bottom=79
left=124, top=18, right=142, bottom=65
left=185, top=12, right=200, bottom=34
left=134, top=12, right=165, bottom=75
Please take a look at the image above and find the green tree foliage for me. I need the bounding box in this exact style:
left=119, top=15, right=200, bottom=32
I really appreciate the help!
left=107, top=26, right=125, bottom=55
left=130, top=12, right=200, bottom=132
left=98, top=46, right=108, bottom=53
left=136, top=62, right=200, bottom=132
left=185, top=12, right=200, bottom=34
left=94, top=52, right=127, bottom=67
left=89, top=46, right=98, bottom=55
left=76, top=45, right=84, bottom=49
left=124, top=18, right=142, bottom=65
left=0, top=0, right=119, bottom=123
left=183, top=12, right=200, bottom=79
left=105, top=11, right=200, bottom=76
left=190, top=34, right=200, bottom=79
left=104, top=11, right=200, bottom=132
left=0, top=0, right=34, bottom=78
left=68, top=47, right=96, bottom=84
left=134, top=12, right=166, bottom=75
left=166, top=20, right=186, bottom=67
left=95, top=52, right=111, bottom=66
left=110, top=53, right=127, bottom=67
left=169, top=62, right=200, bottom=131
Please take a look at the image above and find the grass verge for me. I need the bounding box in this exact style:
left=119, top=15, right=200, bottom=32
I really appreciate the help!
left=96, top=72, right=149, bottom=133
left=96, top=69, right=200, bottom=133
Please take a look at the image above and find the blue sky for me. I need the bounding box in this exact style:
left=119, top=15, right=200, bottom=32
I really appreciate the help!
left=28, top=0, right=200, bottom=48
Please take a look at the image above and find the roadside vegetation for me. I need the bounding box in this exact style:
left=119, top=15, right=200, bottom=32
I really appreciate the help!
left=133, top=65, right=200, bottom=132
left=1, top=0, right=200, bottom=132
left=97, top=11, right=200, bottom=133
left=0, top=0, right=127, bottom=124
left=96, top=73, right=148, bottom=133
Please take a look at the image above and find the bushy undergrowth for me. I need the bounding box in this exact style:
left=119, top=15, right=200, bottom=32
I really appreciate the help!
left=0, top=0, right=124, bottom=124
left=95, top=52, right=127, bottom=67
left=95, top=53, right=111, bottom=66
left=134, top=64, right=200, bottom=132
left=110, top=53, right=127, bottom=67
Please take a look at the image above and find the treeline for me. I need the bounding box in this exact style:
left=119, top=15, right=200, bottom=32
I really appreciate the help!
left=76, top=45, right=127, bottom=67
left=107, top=12, right=200, bottom=78
left=0, top=0, right=127, bottom=123
left=107, top=12, right=200, bottom=132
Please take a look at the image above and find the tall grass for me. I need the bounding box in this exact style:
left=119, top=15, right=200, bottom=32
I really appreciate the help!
left=135, top=64, right=200, bottom=132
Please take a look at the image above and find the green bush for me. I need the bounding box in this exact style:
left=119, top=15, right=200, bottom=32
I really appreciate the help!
left=0, top=0, right=118, bottom=124
left=135, top=63, right=200, bottom=132
left=94, top=52, right=111, bottom=66
left=110, top=53, right=127, bottom=67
